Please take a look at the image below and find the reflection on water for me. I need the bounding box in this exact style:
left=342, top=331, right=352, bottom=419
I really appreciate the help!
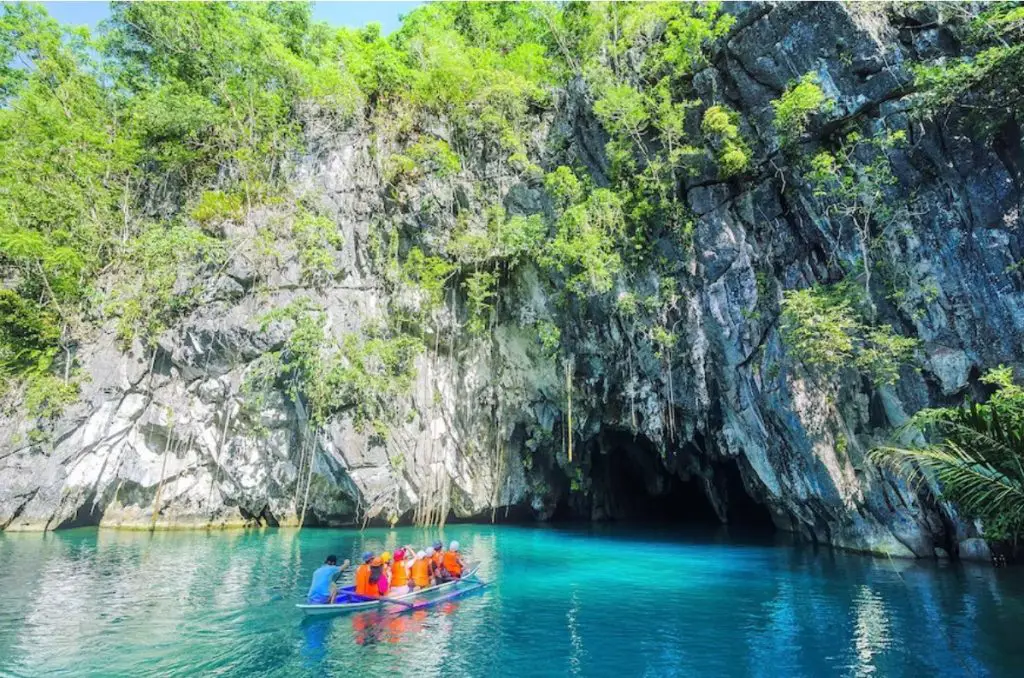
left=852, top=585, right=890, bottom=677
left=2, top=525, right=1024, bottom=677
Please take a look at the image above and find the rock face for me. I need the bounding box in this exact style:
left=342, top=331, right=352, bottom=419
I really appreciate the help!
left=0, top=3, right=1020, bottom=560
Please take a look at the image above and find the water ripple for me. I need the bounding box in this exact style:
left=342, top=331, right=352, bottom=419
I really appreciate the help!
left=1, top=526, right=1023, bottom=677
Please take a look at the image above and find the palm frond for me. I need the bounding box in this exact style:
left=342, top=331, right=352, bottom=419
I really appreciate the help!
left=870, top=438, right=1024, bottom=522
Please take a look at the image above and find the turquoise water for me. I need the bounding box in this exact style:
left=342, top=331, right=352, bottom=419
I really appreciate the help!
left=1, top=525, right=1023, bottom=677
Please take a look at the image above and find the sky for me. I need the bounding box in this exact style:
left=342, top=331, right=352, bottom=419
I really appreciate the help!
left=42, top=1, right=424, bottom=34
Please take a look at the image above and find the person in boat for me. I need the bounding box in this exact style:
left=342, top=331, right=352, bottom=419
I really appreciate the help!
left=430, top=541, right=445, bottom=579
left=367, top=556, right=386, bottom=597
left=354, top=551, right=375, bottom=598
left=377, top=552, right=392, bottom=596
left=440, top=541, right=464, bottom=581
left=306, top=555, right=351, bottom=604
left=410, top=550, right=433, bottom=590
left=390, top=548, right=413, bottom=594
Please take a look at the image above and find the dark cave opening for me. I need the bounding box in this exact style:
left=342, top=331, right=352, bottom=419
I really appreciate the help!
left=555, top=429, right=776, bottom=531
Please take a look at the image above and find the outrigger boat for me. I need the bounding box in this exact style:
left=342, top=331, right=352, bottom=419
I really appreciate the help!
left=296, top=565, right=484, bottom=617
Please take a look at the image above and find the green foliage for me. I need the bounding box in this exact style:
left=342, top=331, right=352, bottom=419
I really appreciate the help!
left=0, top=290, right=60, bottom=379
left=379, top=3, right=555, bottom=167
left=772, top=72, right=831, bottom=144
left=702, top=105, right=750, bottom=176
left=912, top=4, right=1024, bottom=137
left=650, top=325, right=677, bottom=358
left=403, top=247, right=455, bottom=311
left=251, top=299, right=423, bottom=427
left=544, top=165, right=584, bottom=210
left=447, top=207, right=546, bottom=277
left=23, top=373, right=78, bottom=429
left=780, top=279, right=917, bottom=385
left=191, top=191, right=244, bottom=228
left=385, top=137, right=462, bottom=185
left=110, top=224, right=225, bottom=343
left=463, top=270, right=498, bottom=336
left=577, top=3, right=733, bottom=242
left=535, top=320, right=561, bottom=357
left=872, top=367, right=1024, bottom=543
left=701, top=105, right=739, bottom=137
left=806, top=128, right=909, bottom=304
left=0, top=2, right=367, bottom=414
left=615, top=291, right=639, bottom=317
left=538, top=168, right=625, bottom=296
left=105, top=2, right=359, bottom=194
left=291, top=210, right=343, bottom=286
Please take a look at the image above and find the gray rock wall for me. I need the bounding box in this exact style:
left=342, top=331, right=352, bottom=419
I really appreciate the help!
left=1, top=3, right=1020, bottom=561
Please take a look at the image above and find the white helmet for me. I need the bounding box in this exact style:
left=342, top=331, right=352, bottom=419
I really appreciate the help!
left=449, top=540, right=460, bottom=552
left=417, top=550, right=427, bottom=559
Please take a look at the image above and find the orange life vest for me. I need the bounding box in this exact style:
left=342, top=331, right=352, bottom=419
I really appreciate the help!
left=442, top=551, right=463, bottom=577
left=391, top=560, right=409, bottom=587
left=411, top=558, right=431, bottom=587
left=431, top=551, right=444, bottom=573
left=355, top=563, right=374, bottom=597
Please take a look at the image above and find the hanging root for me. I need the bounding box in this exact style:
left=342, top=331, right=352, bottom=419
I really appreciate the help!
left=565, top=356, right=574, bottom=463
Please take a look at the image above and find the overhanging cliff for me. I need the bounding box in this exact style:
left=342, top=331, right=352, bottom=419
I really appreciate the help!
left=0, top=3, right=1020, bottom=561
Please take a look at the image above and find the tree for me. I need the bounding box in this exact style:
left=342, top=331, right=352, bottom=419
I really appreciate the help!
left=871, top=367, right=1024, bottom=549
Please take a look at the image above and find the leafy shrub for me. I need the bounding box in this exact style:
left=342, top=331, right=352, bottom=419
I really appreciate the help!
left=403, top=247, right=455, bottom=311
left=780, top=280, right=917, bottom=385
left=190, top=191, right=244, bottom=228
left=291, top=211, right=343, bottom=286
left=701, top=105, right=750, bottom=176
left=772, top=73, right=831, bottom=144
left=111, top=224, right=225, bottom=343
left=872, top=367, right=1024, bottom=545
left=463, top=270, right=498, bottom=336
left=536, top=320, right=561, bottom=356
left=251, top=299, right=423, bottom=428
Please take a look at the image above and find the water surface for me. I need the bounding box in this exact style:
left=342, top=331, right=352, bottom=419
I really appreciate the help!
left=1, top=525, right=1022, bottom=677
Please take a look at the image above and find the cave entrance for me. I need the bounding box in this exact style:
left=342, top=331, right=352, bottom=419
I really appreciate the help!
left=582, top=429, right=775, bottom=531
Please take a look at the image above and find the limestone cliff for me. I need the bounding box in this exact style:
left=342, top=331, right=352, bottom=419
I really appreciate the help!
left=1, top=3, right=1019, bottom=561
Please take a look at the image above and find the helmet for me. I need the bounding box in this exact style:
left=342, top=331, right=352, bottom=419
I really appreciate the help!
left=361, top=551, right=374, bottom=563
left=381, top=551, right=392, bottom=563
left=417, top=550, right=427, bottom=559
left=449, top=540, right=460, bottom=552
left=433, top=540, right=443, bottom=550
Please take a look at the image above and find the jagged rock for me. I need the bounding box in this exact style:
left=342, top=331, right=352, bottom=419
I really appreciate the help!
left=0, top=3, right=1018, bottom=561
left=927, top=347, right=973, bottom=396
left=959, top=538, right=993, bottom=563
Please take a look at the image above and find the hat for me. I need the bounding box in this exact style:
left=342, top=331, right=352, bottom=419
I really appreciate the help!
left=449, top=540, right=460, bottom=552
left=381, top=551, right=392, bottom=563
left=361, top=551, right=374, bottom=563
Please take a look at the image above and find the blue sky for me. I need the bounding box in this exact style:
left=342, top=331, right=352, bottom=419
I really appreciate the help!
left=42, top=1, right=424, bottom=34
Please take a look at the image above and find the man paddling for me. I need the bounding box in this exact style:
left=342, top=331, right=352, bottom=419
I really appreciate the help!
left=306, top=555, right=351, bottom=605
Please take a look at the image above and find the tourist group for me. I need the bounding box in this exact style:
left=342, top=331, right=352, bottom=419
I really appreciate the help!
left=307, top=540, right=465, bottom=604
